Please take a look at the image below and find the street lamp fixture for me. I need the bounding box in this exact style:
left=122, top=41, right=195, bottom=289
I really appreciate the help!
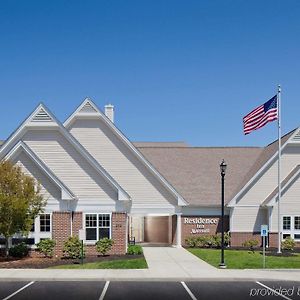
left=219, top=159, right=227, bottom=269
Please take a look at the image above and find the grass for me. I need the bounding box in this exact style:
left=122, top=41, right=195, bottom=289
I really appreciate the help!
left=188, top=248, right=300, bottom=269
left=49, top=257, right=148, bottom=269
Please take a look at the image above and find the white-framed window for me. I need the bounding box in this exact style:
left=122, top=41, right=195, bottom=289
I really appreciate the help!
left=0, top=213, right=53, bottom=248
left=28, top=213, right=52, bottom=245
left=282, top=215, right=300, bottom=241
left=40, top=214, right=51, bottom=232
left=85, top=213, right=111, bottom=242
left=283, top=216, right=291, bottom=230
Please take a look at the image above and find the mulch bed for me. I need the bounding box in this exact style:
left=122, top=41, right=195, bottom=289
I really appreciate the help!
left=0, top=254, right=144, bottom=269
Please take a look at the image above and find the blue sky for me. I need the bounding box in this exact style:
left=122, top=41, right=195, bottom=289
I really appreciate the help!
left=0, top=0, right=299, bottom=146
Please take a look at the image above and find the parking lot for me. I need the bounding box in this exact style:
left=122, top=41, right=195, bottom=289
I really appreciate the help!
left=0, top=280, right=299, bottom=300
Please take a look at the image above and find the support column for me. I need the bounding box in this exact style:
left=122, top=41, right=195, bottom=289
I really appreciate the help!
left=176, top=213, right=182, bottom=248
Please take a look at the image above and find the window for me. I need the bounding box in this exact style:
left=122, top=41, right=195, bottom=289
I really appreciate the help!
left=294, top=234, right=300, bottom=240
left=283, top=216, right=291, bottom=230
left=85, top=213, right=111, bottom=241
left=294, top=216, right=300, bottom=230
left=98, top=214, right=110, bottom=239
left=86, top=214, right=97, bottom=240
left=282, top=215, right=300, bottom=240
left=40, top=214, right=51, bottom=232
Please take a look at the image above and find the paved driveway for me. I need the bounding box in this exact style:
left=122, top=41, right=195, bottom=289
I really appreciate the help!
left=142, top=246, right=216, bottom=278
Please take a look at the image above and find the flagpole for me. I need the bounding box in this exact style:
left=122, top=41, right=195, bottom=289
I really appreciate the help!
left=277, top=85, right=282, bottom=254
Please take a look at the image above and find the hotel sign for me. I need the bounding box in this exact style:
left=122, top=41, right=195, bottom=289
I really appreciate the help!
left=183, top=217, right=218, bottom=234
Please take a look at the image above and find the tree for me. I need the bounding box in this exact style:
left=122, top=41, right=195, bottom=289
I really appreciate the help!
left=0, top=160, right=46, bottom=256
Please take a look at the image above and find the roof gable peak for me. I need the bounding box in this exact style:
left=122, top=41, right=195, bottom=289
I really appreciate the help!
left=30, top=103, right=54, bottom=123
left=289, top=127, right=300, bottom=143
left=79, top=98, right=99, bottom=114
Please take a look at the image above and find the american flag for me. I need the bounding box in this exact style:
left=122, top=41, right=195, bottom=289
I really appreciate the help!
left=243, top=95, right=278, bottom=135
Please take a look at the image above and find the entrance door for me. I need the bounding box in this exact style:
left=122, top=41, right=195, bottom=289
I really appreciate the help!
left=130, top=216, right=144, bottom=243
left=144, top=216, right=169, bottom=244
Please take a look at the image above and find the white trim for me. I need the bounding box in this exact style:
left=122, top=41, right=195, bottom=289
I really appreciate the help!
left=28, top=213, right=52, bottom=244
left=227, top=127, right=300, bottom=207
left=176, top=213, right=182, bottom=248
left=83, top=212, right=112, bottom=244
left=64, top=98, right=188, bottom=206
left=0, top=103, right=130, bottom=202
left=232, top=205, right=261, bottom=207
left=5, top=141, right=76, bottom=201
left=229, top=208, right=233, bottom=232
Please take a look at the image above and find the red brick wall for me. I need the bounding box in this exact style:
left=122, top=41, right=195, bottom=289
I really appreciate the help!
left=111, top=212, right=127, bottom=254
left=229, top=232, right=300, bottom=248
left=52, top=211, right=127, bottom=257
left=230, top=232, right=261, bottom=247
left=52, top=212, right=71, bottom=257
left=181, top=215, right=229, bottom=246
left=72, top=212, right=83, bottom=237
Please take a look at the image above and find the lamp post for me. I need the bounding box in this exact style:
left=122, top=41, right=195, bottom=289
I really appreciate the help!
left=219, top=159, right=227, bottom=269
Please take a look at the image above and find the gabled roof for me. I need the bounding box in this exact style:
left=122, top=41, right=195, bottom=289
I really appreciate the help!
left=133, top=141, right=189, bottom=148
left=0, top=103, right=130, bottom=201
left=64, top=98, right=188, bottom=206
left=261, top=165, right=300, bottom=207
left=228, top=128, right=299, bottom=206
left=5, top=141, right=76, bottom=200
left=138, top=146, right=263, bottom=206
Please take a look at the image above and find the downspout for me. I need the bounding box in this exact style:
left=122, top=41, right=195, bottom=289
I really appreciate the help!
left=68, top=200, right=73, bottom=237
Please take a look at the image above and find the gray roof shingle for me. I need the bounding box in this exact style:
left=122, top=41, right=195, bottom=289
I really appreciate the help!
left=137, top=129, right=297, bottom=206
left=138, top=146, right=263, bottom=206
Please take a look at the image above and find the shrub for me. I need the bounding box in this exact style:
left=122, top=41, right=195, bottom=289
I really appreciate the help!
left=198, top=235, right=210, bottom=248
left=36, top=239, right=56, bottom=258
left=224, top=232, right=231, bottom=246
left=214, top=232, right=231, bottom=248
left=63, top=236, right=85, bottom=259
left=281, top=237, right=296, bottom=251
left=127, top=245, right=143, bottom=255
left=185, top=237, right=197, bottom=248
left=96, top=238, right=114, bottom=256
left=185, top=233, right=230, bottom=249
left=242, top=239, right=259, bottom=253
left=9, top=242, right=29, bottom=258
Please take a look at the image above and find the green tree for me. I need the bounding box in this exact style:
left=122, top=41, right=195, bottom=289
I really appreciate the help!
left=0, top=160, right=46, bottom=256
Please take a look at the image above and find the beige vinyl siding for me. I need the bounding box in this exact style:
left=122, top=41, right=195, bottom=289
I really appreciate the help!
left=22, top=130, right=117, bottom=202
left=13, top=150, right=60, bottom=201
left=237, top=145, right=300, bottom=205
left=270, top=174, right=300, bottom=231
left=69, top=119, right=177, bottom=208
left=231, top=207, right=267, bottom=232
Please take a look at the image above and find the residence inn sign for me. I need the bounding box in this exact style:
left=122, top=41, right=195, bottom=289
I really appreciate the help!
left=183, top=217, right=221, bottom=235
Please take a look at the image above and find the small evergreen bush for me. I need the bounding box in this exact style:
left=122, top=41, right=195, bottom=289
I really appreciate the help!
left=281, top=237, right=296, bottom=251
left=95, top=238, right=114, bottom=256
left=9, top=242, right=29, bottom=258
left=242, top=239, right=259, bottom=253
left=185, top=233, right=230, bottom=248
left=127, top=245, right=143, bottom=255
left=63, top=236, right=85, bottom=259
left=36, top=239, right=56, bottom=258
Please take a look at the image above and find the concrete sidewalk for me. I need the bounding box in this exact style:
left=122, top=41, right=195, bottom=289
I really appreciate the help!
left=0, top=246, right=300, bottom=281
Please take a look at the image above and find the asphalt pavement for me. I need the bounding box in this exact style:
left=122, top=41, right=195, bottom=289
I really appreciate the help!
left=1, top=280, right=300, bottom=300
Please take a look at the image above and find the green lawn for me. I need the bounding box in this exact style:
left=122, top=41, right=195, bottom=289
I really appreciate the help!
left=49, top=257, right=148, bottom=269
left=188, top=248, right=300, bottom=269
